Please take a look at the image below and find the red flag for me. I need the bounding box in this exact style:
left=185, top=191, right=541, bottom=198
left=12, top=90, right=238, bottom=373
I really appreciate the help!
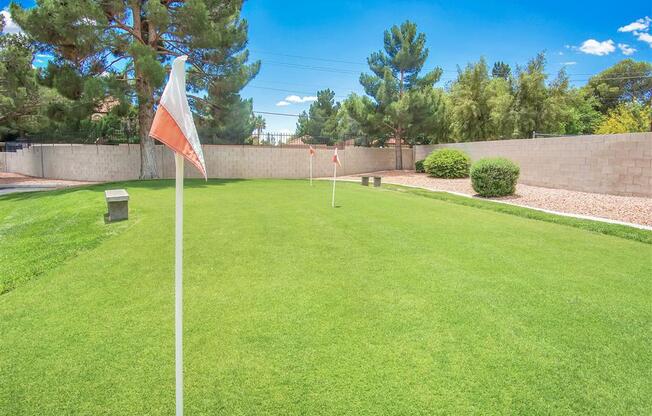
left=332, top=147, right=341, bottom=167
left=309, top=145, right=316, bottom=157
left=149, top=56, right=207, bottom=178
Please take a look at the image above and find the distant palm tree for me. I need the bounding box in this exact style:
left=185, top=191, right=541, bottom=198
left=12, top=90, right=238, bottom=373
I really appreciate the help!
left=253, top=115, right=266, bottom=145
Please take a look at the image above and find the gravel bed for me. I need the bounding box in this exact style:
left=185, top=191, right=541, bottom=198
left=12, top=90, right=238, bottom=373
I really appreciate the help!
left=342, top=170, right=652, bottom=227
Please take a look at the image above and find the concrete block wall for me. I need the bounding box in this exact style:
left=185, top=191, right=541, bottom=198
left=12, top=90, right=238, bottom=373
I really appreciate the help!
left=4, top=145, right=43, bottom=177
left=414, top=132, right=652, bottom=197
left=4, top=144, right=141, bottom=181
left=2, top=144, right=411, bottom=182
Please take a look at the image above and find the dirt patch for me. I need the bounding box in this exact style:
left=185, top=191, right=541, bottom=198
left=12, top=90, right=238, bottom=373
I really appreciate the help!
left=0, top=172, right=95, bottom=193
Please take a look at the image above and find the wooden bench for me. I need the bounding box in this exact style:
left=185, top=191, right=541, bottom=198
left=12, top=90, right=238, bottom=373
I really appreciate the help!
left=105, top=189, right=129, bottom=222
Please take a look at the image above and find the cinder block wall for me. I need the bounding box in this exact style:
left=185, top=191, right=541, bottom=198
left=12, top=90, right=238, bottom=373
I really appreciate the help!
left=2, top=144, right=410, bottom=182
left=414, top=132, right=652, bottom=197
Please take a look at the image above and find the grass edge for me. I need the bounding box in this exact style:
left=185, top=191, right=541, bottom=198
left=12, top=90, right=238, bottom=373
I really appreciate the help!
left=381, top=183, right=652, bottom=244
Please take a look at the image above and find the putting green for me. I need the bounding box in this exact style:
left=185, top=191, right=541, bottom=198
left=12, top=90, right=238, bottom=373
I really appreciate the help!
left=1, top=180, right=650, bottom=415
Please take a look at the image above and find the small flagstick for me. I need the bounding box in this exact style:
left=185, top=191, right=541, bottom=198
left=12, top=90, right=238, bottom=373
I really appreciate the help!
left=331, top=161, right=337, bottom=208
left=309, top=153, right=313, bottom=186
left=174, top=153, right=184, bottom=416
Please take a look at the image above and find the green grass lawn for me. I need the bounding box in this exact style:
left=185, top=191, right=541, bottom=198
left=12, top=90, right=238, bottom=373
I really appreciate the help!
left=1, top=180, right=650, bottom=415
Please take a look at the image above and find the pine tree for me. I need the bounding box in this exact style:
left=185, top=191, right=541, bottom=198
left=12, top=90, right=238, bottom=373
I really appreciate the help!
left=355, top=21, right=442, bottom=168
left=197, top=96, right=255, bottom=144
left=585, top=59, right=652, bottom=112
left=491, top=61, right=511, bottom=79
left=11, top=0, right=259, bottom=178
left=295, top=89, right=339, bottom=143
left=0, top=27, right=40, bottom=137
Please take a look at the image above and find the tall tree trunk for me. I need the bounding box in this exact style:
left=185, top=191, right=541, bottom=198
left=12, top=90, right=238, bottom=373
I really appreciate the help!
left=396, top=70, right=404, bottom=170
left=137, top=76, right=159, bottom=179
left=131, top=2, right=158, bottom=179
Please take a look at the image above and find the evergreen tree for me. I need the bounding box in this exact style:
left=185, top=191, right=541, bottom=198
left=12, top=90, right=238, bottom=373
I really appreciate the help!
left=491, top=61, right=511, bottom=79
left=295, top=89, right=339, bottom=143
left=450, top=58, right=517, bottom=141
left=354, top=21, right=443, bottom=168
left=0, top=18, right=69, bottom=139
left=0, top=26, right=40, bottom=137
left=197, top=96, right=255, bottom=144
left=450, top=58, right=493, bottom=141
left=11, top=0, right=259, bottom=178
left=511, top=53, right=550, bottom=138
left=405, top=87, right=452, bottom=144
left=585, top=59, right=652, bottom=112
left=558, top=89, right=603, bottom=135
left=486, top=77, right=516, bottom=139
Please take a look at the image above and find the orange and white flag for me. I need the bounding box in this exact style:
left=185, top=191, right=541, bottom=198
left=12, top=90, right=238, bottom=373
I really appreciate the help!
left=309, top=145, right=316, bottom=157
left=332, top=147, right=341, bottom=167
left=149, top=55, right=207, bottom=178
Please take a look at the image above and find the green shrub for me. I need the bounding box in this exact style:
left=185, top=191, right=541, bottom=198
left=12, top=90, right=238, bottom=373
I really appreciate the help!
left=423, top=149, right=471, bottom=178
left=415, top=159, right=425, bottom=173
left=470, top=158, right=520, bottom=197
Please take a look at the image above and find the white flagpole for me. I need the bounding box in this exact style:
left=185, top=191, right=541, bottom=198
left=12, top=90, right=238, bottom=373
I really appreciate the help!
left=331, top=162, right=337, bottom=208
left=310, top=154, right=313, bottom=186
left=174, top=153, right=184, bottom=416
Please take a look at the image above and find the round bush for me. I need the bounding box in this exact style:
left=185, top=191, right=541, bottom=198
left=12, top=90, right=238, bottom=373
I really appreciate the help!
left=415, top=159, right=425, bottom=173
left=470, top=158, right=520, bottom=197
left=423, top=149, right=471, bottom=178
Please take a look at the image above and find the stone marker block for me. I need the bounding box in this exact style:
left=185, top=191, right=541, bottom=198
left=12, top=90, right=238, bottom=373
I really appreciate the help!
left=373, top=176, right=382, bottom=187
left=105, top=189, right=129, bottom=222
left=361, top=176, right=370, bottom=186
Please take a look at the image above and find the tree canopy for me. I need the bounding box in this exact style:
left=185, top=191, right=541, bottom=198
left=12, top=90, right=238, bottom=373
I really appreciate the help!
left=347, top=20, right=445, bottom=167
left=11, top=0, right=259, bottom=177
left=585, top=59, right=652, bottom=112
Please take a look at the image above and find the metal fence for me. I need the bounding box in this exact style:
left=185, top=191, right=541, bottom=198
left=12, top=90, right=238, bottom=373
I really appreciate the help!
left=3, top=131, right=399, bottom=149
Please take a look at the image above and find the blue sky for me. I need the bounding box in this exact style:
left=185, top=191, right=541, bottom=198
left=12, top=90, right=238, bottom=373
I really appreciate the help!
left=3, top=0, right=651, bottom=132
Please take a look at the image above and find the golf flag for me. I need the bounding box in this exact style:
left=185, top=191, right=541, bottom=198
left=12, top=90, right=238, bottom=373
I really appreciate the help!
left=308, top=146, right=315, bottom=186
left=332, top=147, right=341, bottom=167
left=331, top=147, right=341, bottom=207
left=148, top=55, right=205, bottom=416
left=150, top=55, right=207, bottom=178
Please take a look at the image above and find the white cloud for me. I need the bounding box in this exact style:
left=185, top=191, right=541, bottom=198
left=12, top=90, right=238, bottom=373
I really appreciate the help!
left=561, top=61, right=577, bottom=66
left=635, top=31, right=652, bottom=47
left=618, top=43, right=636, bottom=55
left=578, top=39, right=615, bottom=56
left=276, top=100, right=290, bottom=107
left=284, top=95, right=317, bottom=104
left=1, top=10, right=22, bottom=34
left=618, top=16, right=651, bottom=33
